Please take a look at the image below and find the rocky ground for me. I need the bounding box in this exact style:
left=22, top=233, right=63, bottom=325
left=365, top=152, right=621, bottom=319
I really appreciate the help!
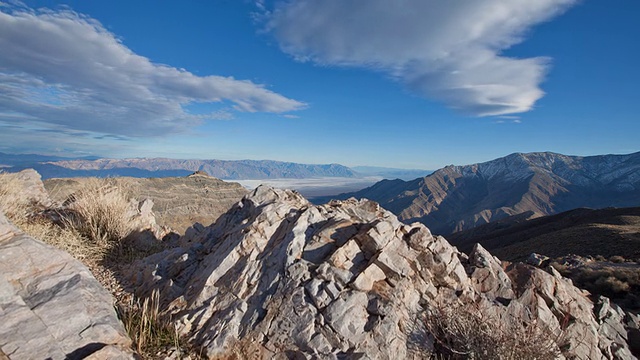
left=1, top=169, right=639, bottom=359
left=128, top=186, right=639, bottom=359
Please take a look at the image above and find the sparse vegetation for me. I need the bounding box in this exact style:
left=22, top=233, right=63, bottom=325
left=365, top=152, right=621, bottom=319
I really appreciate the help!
left=116, top=289, right=196, bottom=358
left=425, top=302, right=564, bottom=360
left=551, top=258, right=640, bottom=311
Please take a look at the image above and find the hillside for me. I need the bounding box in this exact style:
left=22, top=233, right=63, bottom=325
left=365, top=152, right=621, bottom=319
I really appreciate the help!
left=448, top=207, right=640, bottom=262
left=44, top=172, right=248, bottom=233
left=313, top=151, right=640, bottom=235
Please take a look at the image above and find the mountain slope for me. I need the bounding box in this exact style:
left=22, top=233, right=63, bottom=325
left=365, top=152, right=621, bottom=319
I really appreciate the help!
left=448, top=207, right=640, bottom=261
left=313, top=151, right=640, bottom=235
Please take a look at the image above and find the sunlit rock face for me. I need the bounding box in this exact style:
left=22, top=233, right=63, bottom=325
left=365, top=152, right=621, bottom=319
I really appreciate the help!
left=129, top=185, right=636, bottom=359
left=0, top=212, right=134, bottom=360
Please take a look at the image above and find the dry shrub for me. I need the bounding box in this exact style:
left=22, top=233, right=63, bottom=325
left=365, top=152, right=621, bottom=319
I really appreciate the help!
left=609, top=255, right=626, bottom=264
left=552, top=261, right=640, bottom=311
left=117, top=290, right=195, bottom=358
left=0, top=174, right=93, bottom=259
left=62, top=178, right=135, bottom=247
left=425, top=302, right=563, bottom=360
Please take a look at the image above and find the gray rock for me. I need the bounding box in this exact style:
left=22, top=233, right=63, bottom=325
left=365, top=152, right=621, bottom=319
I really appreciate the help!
left=128, top=185, right=637, bottom=359
left=526, top=252, right=550, bottom=267
left=0, top=212, right=133, bottom=359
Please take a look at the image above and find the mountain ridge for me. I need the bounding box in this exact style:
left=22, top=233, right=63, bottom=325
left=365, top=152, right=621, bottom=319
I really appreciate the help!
left=312, top=151, right=640, bottom=235
left=1, top=153, right=359, bottom=180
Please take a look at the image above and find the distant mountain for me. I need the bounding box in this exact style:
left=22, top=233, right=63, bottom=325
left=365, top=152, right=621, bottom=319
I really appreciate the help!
left=1, top=155, right=358, bottom=180
left=351, top=166, right=432, bottom=180
left=448, top=207, right=640, bottom=262
left=0, top=152, right=99, bottom=167
left=312, top=152, right=640, bottom=235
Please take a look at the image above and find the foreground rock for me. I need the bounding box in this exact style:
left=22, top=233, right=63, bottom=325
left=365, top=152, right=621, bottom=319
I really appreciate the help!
left=45, top=172, right=249, bottom=233
left=0, top=212, right=133, bottom=359
left=0, top=169, right=52, bottom=209
left=129, top=186, right=636, bottom=359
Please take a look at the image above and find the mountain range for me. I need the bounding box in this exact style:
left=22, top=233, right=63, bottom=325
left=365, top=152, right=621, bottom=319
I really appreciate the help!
left=312, top=151, right=640, bottom=235
left=0, top=153, right=358, bottom=180
left=0, top=152, right=429, bottom=181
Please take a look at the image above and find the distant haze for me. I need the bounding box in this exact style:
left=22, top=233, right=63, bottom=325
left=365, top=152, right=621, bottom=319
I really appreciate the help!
left=236, top=177, right=383, bottom=199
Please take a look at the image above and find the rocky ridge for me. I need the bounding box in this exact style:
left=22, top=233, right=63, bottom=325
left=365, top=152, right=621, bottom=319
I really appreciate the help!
left=315, top=151, right=640, bottom=235
left=128, top=186, right=638, bottom=359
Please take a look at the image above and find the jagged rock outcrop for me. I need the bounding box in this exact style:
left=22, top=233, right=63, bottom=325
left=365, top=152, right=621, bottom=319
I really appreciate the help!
left=0, top=212, right=133, bottom=359
left=128, top=186, right=636, bottom=359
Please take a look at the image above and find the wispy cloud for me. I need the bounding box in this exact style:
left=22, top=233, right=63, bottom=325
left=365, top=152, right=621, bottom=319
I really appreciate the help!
left=264, top=0, right=576, bottom=116
left=0, top=5, right=306, bottom=138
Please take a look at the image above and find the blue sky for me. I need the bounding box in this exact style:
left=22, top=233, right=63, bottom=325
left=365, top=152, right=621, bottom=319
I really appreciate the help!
left=0, top=0, right=638, bottom=169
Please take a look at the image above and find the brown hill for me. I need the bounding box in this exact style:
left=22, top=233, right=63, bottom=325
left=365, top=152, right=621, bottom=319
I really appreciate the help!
left=44, top=172, right=248, bottom=233
left=314, top=151, right=640, bottom=235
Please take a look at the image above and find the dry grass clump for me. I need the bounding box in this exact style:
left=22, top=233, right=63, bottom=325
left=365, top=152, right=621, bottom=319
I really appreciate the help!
left=61, top=178, right=135, bottom=247
left=1, top=174, right=140, bottom=261
left=1, top=174, right=185, bottom=357
left=425, top=302, right=563, bottom=360
left=117, top=290, right=185, bottom=357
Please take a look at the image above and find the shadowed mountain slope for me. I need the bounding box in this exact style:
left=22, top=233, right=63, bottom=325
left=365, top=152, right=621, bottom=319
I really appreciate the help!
left=448, top=207, right=640, bottom=262
left=313, top=151, right=640, bottom=235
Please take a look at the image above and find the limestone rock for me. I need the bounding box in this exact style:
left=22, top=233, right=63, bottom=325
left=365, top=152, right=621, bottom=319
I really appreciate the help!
left=0, top=212, right=133, bottom=359
left=128, top=185, right=637, bottom=359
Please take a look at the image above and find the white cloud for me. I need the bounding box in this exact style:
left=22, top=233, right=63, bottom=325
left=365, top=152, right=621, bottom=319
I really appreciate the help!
left=0, top=6, right=306, bottom=137
left=264, top=0, right=576, bottom=116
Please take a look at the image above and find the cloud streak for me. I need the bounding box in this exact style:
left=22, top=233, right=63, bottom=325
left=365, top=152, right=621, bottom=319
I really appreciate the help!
left=264, top=0, right=576, bottom=116
left=0, top=5, right=306, bottom=137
